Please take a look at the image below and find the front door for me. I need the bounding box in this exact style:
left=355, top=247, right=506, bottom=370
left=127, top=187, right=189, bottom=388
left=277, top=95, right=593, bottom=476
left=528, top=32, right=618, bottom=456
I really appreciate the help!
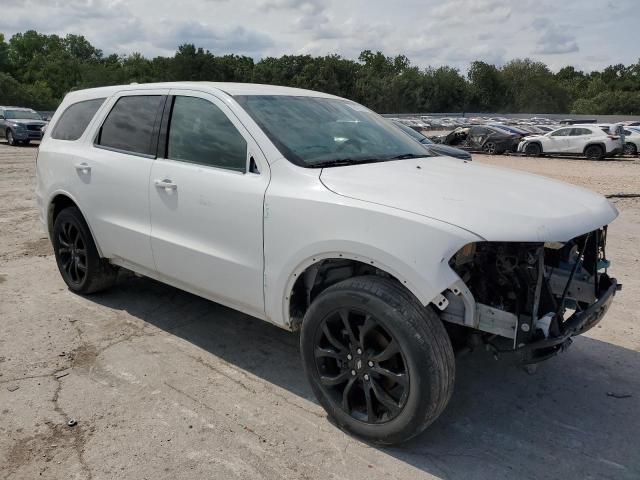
left=545, top=127, right=572, bottom=153
left=149, top=91, right=269, bottom=318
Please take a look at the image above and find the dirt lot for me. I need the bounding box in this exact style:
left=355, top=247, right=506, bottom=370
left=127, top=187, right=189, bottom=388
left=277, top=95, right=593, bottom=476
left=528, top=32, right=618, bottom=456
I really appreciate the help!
left=1, top=143, right=639, bottom=480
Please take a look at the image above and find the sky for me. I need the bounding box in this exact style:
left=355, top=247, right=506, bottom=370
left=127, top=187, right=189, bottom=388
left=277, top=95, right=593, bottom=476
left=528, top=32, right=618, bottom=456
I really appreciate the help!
left=0, top=0, right=638, bottom=72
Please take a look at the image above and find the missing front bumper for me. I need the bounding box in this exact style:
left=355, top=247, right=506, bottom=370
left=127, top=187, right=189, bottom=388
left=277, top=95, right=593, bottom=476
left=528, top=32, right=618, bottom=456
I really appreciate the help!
left=518, top=274, right=619, bottom=364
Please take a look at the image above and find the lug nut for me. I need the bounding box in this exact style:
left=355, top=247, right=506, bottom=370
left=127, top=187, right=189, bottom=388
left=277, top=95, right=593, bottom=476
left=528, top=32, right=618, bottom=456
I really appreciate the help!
left=368, top=361, right=374, bottom=367
left=351, top=370, right=356, bottom=376
left=356, top=348, right=362, bottom=355
left=347, top=354, right=352, bottom=360
left=364, top=374, right=370, bottom=381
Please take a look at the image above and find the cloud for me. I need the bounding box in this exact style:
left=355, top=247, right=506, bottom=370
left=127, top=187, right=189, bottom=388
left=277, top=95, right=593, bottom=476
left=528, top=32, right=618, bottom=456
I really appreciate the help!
left=152, top=21, right=274, bottom=57
left=532, top=17, right=579, bottom=54
left=0, top=0, right=635, bottom=70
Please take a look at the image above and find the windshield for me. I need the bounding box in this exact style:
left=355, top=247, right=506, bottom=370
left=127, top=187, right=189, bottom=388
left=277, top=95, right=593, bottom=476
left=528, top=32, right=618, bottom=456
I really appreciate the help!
left=5, top=109, right=42, bottom=120
left=391, top=120, right=434, bottom=145
left=235, top=95, right=431, bottom=167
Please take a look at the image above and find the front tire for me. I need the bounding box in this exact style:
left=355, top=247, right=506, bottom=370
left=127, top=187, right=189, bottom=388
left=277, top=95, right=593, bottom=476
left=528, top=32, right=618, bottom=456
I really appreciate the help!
left=6, top=130, right=16, bottom=146
left=524, top=142, right=542, bottom=156
left=52, top=207, right=118, bottom=294
left=300, top=276, right=455, bottom=445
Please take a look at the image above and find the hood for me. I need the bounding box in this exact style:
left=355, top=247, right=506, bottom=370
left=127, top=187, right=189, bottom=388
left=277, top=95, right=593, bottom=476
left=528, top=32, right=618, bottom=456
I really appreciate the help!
left=319, top=157, right=618, bottom=242
left=426, top=144, right=471, bottom=160
left=9, top=119, right=46, bottom=127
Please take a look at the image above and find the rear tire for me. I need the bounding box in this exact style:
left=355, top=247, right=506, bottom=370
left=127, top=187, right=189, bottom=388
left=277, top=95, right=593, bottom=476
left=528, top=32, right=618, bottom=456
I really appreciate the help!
left=52, top=207, right=118, bottom=294
left=584, top=144, right=604, bottom=160
left=524, top=142, right=542, bottom=156
left=300, top=276, right=455, bottom=445
left=624, top=142, right=637, bottom=156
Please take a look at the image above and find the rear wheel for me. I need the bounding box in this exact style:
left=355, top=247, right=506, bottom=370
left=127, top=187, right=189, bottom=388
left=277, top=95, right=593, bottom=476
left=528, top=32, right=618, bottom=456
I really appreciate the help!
left=52, top=207, right=118, bottom=294
left=624, top=142, right=637, bottom=156
left=300, top=276, right=455, bottom=445
left=584, top=144, right=604, bottom=160
left=482, top=141, right=497, bottom=155
left=524, top=142, right=542, bottom=156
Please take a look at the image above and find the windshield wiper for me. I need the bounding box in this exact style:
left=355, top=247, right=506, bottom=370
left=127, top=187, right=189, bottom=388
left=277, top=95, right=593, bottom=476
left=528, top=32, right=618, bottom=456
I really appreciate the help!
left=388, top=153, right=429, bottom=160
left=308, top=158, right=386, bottom=168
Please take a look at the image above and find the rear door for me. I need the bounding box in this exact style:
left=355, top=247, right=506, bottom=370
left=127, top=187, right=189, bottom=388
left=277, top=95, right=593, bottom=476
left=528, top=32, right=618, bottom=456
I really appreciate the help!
left=76, top=90, right=168, bottom=271
left=148, top=90, right=269, bottom=318
left=566, top=128, right=592, bottom=153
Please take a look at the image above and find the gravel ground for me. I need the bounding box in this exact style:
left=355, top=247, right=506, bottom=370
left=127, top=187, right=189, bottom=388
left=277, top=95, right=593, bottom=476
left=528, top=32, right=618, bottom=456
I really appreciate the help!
left=1, top=144, right=639, bottom=480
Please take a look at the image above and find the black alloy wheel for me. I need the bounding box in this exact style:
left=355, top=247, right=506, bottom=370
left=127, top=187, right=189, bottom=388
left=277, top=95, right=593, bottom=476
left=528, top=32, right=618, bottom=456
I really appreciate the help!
left=313, top=307, right=409, bottom=424
left=57, top=220, right=88, bottom=287
left=301, top=276, right=455, bottom=444
left=52, top=207, right=118, bottom=294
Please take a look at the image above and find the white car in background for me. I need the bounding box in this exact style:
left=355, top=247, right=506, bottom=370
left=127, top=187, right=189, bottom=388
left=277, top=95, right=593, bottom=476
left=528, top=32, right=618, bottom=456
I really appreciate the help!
left=36, top=82, right=619, bottom=444
left=623, top=127, right=640, bottom=155
left=518, top=125, right=623, bottom=159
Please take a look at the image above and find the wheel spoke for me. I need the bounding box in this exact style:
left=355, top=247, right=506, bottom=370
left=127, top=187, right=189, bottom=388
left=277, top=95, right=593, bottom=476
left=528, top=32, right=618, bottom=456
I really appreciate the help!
left=73, top=258, right=80, bottom=281
left=58, top=247, right=70, bottom=254
left=371, top=339, right=400, bottom=362
left=319, top=370, right=350, bottom=386
left=372, top=366, right=408, bottom=387
left=358, top=314, right=377, bottom=349
left=370, top=378, right=401, bottom=416
left=61, top=256, right=72, bottom=273
left=314, top=346, right=343, bottom=360
left=77, top=260, right=87, bottom=272
left=322, top=323, right=348, bottom=352
left=363, top=381, right=375, bottom=422
left=338, top=309, right=358, bottom=346
left=341, top=377, right=357, bottom=413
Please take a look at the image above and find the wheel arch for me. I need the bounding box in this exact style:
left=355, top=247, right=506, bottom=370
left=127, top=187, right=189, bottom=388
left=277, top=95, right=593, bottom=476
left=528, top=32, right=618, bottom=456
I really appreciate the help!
left=583, top=142, right=606, bottom=154
left=47, top=191, right=104, bottom=257
left=281, top=250, right=446, bottom=331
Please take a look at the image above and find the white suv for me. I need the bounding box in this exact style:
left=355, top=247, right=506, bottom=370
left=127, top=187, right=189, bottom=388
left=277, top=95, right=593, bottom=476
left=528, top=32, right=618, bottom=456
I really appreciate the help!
left=36, top=83, right=620, bottom=444
left=518, top=125, right=623, bottom=159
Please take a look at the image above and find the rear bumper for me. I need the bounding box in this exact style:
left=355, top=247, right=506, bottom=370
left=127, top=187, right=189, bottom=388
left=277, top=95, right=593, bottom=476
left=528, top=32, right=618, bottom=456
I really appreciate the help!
left=520, top=274, right=619, bottom=363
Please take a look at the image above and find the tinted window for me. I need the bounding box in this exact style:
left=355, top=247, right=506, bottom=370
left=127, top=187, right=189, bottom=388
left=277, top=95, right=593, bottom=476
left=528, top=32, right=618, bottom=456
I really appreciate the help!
left=551, top=128, right=571, bottom=136
left=51, top=98, right=105, bottom=141
left=97, top=95, right=164, bottom=155
left=570, top=128, right=592, bottom=136
left=4, top=109, right=42, bottom=120
left=167, top=96, right=247, bottom=172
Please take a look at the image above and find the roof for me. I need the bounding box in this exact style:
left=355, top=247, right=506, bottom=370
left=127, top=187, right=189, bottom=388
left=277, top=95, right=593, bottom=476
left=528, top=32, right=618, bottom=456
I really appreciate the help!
left=0, top=106, right=38, bottom=110
left=63, top=82, right=340, bottom=103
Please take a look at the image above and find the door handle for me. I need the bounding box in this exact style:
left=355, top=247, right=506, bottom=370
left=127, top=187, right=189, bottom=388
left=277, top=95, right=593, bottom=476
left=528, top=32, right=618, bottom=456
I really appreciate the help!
left=154, top=179, right=178, bottom=192
left=74, top=162, right=91, bottom=174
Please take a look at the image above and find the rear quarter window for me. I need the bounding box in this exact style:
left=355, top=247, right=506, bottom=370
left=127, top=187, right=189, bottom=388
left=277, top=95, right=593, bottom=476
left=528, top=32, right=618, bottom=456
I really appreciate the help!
left=51, top=98, right=105, bottom=141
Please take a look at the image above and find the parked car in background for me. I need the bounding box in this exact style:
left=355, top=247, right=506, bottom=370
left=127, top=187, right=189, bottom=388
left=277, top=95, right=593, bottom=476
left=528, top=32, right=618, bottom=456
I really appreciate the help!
left=441, top=125, right=520, bottom=154
left=518, top=126, right=623, bottom=159
left=36, top=82, right=620, bottom=445
left=622, top=127, right=640, bottom=155
left=391, top=120, right=471, bottom=160
left=0, top=107, right=47, bottom=145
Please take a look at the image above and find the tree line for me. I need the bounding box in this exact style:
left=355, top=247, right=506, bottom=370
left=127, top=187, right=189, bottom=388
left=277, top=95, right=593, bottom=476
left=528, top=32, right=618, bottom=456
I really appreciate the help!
left=1, top=30, right=639, bottom=115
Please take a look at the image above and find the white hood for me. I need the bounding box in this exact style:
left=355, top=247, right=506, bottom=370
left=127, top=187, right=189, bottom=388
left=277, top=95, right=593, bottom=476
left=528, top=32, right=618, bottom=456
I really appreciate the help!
left=319, top=157, right=618, bottom=242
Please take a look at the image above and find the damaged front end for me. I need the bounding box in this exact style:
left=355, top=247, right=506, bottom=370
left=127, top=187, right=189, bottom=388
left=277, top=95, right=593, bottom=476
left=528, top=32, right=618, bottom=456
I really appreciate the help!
left=441, top=228, right=620, bottom=363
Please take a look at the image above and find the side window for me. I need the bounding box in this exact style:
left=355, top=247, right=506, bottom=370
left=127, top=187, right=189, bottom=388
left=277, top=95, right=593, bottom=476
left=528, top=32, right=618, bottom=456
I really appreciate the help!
left=167, top=96, right=247, bottom=172
left=97, top=95, right=164, bottom=156
left=51, top=98, right=105, bottom=141
left=551, top=128, right=570, bottom=137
